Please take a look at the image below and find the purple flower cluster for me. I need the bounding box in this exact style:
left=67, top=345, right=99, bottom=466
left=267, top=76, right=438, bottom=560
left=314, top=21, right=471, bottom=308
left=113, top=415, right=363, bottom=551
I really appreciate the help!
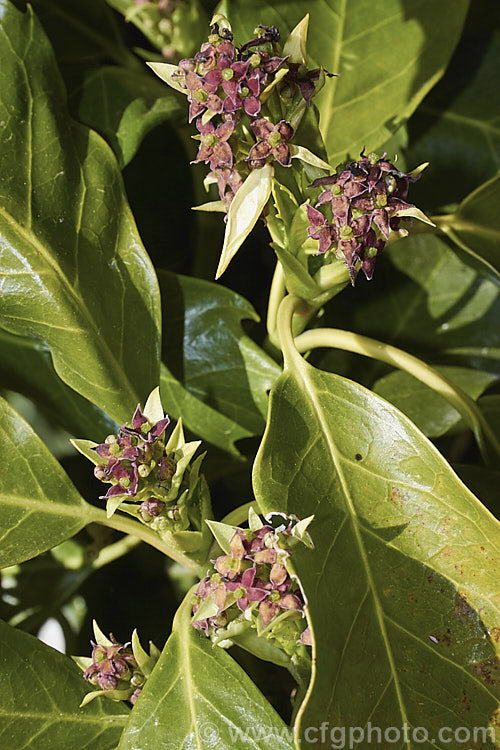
left=93, top=404, right=171, bottom=505
left=83, top=640, right=143, bottom=704
left=177, top=26, right=286, bottom=122
left=307, top=152, right=420, bottom=282
left=174, top=23, right=298, bottom=208
left=192, top=523, right=309, bottom=641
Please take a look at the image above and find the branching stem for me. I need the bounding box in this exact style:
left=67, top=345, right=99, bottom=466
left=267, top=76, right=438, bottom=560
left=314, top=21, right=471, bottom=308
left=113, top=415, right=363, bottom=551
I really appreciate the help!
left=87, top=506, right=206, bottom=576
left=276, top=295, right=500, bottom=467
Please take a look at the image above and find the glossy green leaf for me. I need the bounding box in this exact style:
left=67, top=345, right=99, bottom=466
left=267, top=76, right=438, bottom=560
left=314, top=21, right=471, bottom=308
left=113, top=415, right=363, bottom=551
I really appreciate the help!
left=228, top=0, right=470, bottom=163
left=0, top=2, right=161, bottom=424
left=107, top=0, right=207, bottom=57
left=160, top=363, right=250, bottom=457
left=160, top=271, right=280, bottom=437
left=254, top=355, right=500, bottom=743
left=407, top=14, right=500, bottom=206
left=0, top=396, right=91, bottom=569
left=69, top=66, right=184, bottom=168
left=323, top=234, right=500, bottom=379
left=30, top=0, right=135, bottom=66
left=437, top=174, right=500, bottom=282
left=118, top=591, right=293, bottom=750
left=0, top=329, right=116, bottom=441
left=374, top=365, right=497, bottom=438
left=0, top=619, right=128, bottom=749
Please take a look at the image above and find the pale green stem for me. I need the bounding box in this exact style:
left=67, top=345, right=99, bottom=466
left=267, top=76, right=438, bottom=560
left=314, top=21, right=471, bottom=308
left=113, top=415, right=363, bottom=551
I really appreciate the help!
left=92, top=534, right=141, bottom=570
left=87, top=506, right=206, bottom=576
left=294, top=327, right=500, bottom=467
left=266, top=260, right=286, bottom=347
left=276, top=294, right=312, bottom=369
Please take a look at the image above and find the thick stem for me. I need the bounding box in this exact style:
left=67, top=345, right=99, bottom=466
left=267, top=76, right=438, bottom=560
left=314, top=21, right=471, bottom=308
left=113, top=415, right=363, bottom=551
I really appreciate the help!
left=294, top=328, right=500, bottom=467
left=276, top=295, right=310, bottom=369
left=266, top=261, right=286, bottom=347
left=87, top=506, right=206, bottom=576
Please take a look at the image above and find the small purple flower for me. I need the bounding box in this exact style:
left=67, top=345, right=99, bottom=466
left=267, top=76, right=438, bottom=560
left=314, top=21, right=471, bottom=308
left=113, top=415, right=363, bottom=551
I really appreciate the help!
left=84, top=642, right=137, bottom=691
left=121, top=404, right=170, bottom=444
left=192, top=118, right=234, bottom=171
left=213, top=168, right=244, bottom=208
left=101, top=461, right=138, bottom=500
left=226, top=567, right=270, bottom=611
left=246, top=119, right=294, bottom=168
left=284, top=63, right=337, bottom=107
left=259, top=590, right=303, bottom=628
left=306, top=205, right=336, bottom=255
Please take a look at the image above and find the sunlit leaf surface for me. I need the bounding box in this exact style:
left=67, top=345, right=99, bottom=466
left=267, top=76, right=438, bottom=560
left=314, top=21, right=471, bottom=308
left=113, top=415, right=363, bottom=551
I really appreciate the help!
left=0, top=619, right=128, bottom=749
left=0, top=2, right=161, bottom=424
left=254, top=356, right=500, bottom=744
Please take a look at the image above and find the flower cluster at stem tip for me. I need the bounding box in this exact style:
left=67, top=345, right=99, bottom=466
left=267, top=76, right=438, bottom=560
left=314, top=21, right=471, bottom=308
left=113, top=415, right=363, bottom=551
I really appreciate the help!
left=73, top=622, right=160, bottom=706
left=72, top=388, right=207, bottom=533
left=172, top=18, right=331, bottom=209
left=192, top=509, right=313, bottom=656
left=307, top=151, right=423, bottom=283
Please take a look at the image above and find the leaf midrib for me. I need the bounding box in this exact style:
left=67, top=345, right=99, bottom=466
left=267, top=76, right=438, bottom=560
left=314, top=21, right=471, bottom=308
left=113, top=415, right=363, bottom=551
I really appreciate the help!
left=0, top=493, right=89, bottom=517
left=0, top=203, right=138, bottom=406
left=0, top=708, right=128, bottom=724
left=294, top=360, right=410, bottom=743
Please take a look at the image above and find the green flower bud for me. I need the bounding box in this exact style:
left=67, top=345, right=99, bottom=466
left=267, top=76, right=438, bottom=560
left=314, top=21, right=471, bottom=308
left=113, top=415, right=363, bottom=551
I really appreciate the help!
left=130, top=672, right=146, bottom=688
left=385, top=174, right=397, bottom=194
left=105, top=435, right=117, bottom=444
left=109, top=443, right=121, bottom=457
left=138, top=464, right=151, bottom=478
left=202, top=133, right=218, bottom=148
left=339, top=225, right=353, bottom=239
left=331, top=183, right=342, bottom=196
left=221, top=67, right=234, bottom=81
left=374, top=193, right=387, bottom=208
left=158, top=18, right=173, bottom=35
left=365, top=246, right=378, bottom=258
left=268, top=131, right=283, bottom=148
left=193, top=89, right=208, bottom=103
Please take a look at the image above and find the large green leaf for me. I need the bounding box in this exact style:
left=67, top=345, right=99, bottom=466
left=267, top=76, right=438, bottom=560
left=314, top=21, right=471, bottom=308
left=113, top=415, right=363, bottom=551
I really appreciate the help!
left=118, top=591, right=293, bottom=750
left=0, top=396, right=91, bottom=569
left=254, top=354, right=500, bottom=745
left=0, top=619, right=128, bottom=749
left=321, top=234, right=500, bottom=381
left=227, top=0, right=469, bottom=163
left=160, top=271, right=280, bottom=436
left=374, top=365, right=497, bottom=438
left=0, top=2, right=161, bottom=424
left=406, top=13, right=500, bottom=207
left=160, top=363, right=251, bottom=457
left=0, top=329, right=116, bottom=440
left=69, top=67, right=184, bottom=168
left=437, top=174, right=500, bottom=282
left=30, top=0, right=135, bottom=66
